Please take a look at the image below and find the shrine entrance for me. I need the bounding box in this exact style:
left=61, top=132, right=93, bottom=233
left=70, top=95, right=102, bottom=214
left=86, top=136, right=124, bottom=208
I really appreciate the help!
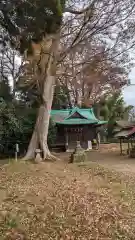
left=65, top=127, right=83, bottom=152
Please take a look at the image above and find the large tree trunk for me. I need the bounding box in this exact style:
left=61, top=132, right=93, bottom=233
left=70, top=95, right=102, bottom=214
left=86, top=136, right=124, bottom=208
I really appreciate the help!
left=24, top=34, right=59, bottom=161
left=38, top=75, right=55, bottom=160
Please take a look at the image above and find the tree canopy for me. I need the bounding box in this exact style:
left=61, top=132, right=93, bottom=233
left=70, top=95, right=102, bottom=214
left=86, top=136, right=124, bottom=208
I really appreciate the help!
left=0, top=0, right=65, bottom=53
left=99, top=91, right=133, bottom=138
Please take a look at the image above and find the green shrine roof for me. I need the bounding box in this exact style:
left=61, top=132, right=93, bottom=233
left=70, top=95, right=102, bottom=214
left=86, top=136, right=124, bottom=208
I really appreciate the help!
left=51, top=107, right=107, bottom=126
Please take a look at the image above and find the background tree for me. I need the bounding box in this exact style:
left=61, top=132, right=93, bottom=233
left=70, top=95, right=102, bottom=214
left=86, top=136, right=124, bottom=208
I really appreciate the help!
left=52, top=84, right=71, bottom=109
left=0, top=30, right=23, bottom=98
left=58, top=48, right=130, bottom=106
left=0, top=76, right=37, bottom=158
left=99, top=91, right=133, bottom=138
left=129, top=107, right=135, bottom=121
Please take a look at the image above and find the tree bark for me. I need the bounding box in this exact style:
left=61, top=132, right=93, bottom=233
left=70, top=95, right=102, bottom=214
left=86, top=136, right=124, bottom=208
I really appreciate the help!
left=38, top=75, right=55, bottom=160
left=24, top=34, right=60, bottom=161
left=23, top=124, right=38, bottom=160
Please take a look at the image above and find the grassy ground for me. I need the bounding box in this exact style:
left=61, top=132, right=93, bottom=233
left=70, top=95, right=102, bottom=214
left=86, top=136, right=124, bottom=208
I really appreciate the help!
left=0, top=159, right=135, bottom=239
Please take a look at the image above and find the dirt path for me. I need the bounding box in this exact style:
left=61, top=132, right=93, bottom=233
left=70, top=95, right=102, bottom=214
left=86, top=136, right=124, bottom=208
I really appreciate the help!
left=88, top=151, right=135, bottom=175
left=56, top=142, right=135, bottom=175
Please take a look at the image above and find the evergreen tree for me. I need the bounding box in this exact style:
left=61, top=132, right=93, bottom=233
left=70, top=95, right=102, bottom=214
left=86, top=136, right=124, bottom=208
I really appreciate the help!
left=0, top=0, right=66, bottom=160
left=99, top=91, right=133, bottom=138
left=52, top=85, right=71, bottom=109
left=0, top=78, right=12, bottom=102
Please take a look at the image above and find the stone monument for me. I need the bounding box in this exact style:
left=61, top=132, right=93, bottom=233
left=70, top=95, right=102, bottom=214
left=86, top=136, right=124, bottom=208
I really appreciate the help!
left=70, top=141, right=87, bottom=163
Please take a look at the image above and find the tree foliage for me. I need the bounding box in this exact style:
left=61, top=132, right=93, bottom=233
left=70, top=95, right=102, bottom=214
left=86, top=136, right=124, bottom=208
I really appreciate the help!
left=0, top=74, right=37, bottom=157
left=0, top=0, right=65, bottom=52
left=99, top=91, right=133, bottom=137
left=52, top=84, right=71, bottom=109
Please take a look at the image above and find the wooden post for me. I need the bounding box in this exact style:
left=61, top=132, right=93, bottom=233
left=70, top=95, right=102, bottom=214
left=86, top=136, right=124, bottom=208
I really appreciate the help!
left=130, top=139, right=132, bottom=149
left=96, top=132, right=100, bottom=150
left=127, top=138, right=130, bottom=155
left=15, top=152, right=18, bottom=162
left=15, top=143, right=19, bottom=162
left=120, top=138, right=122, bottom=155
left=65, top=130, right=69, bottom=152
left=131, top=138, right=133, bottom=148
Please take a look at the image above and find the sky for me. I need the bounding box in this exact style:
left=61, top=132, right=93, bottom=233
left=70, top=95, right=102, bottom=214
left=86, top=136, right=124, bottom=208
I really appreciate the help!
left=123, top=68, right=135, bottom=106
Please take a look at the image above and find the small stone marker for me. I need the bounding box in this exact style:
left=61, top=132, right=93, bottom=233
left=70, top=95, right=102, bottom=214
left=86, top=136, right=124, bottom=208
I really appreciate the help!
left=70, top=141, right=86, bottom=163
left=35, top=149, right=42, bottom=163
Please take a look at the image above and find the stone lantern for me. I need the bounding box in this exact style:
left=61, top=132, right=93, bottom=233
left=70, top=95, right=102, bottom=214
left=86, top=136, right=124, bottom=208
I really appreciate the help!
left=35, top=149, right=42, bottom=163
